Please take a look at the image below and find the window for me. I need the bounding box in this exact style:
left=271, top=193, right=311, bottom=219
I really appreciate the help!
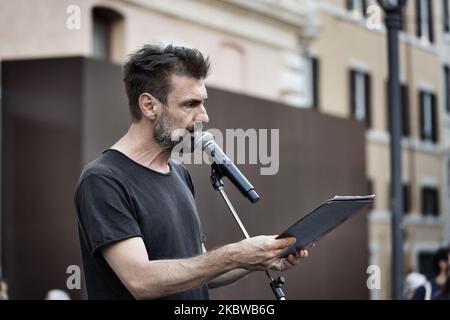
left=304, top=56, right=320, bottom=109
left=421, top=187, right=439, bottom=216
left=400, top=6, right=407, bottom=32
left=346, top=0, right=368, bottom=18
left=350, top=69, right=371, bottom=128
left=418, top=251, right=434, bottom=279
left=416, top=0, right=434, bottom=43
left=403, top=183, right=411, bottom=214
left=443, top=0, right=450, bottom=33
left=448, top=160, right=450, bottom=197
left=92, top=7, right=123, bottom=62
left=386, top=83, right=410, bottom=137
left=445, top=66, right=450, bottom=114
left=419, top=91, right=438, bottom=143
left=388, top=182, right=411, bottom=214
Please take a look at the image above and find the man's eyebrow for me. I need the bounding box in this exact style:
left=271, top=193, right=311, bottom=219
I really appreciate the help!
left=181, top=97, right=208, bottom=105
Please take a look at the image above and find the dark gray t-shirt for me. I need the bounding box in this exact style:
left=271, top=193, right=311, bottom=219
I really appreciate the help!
left=74, top=149, right=209, bottom=300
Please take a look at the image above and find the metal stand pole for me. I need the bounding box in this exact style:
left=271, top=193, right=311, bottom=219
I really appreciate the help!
left=385, top=11, right=404, bottom=301
left=210, top=163, right=287, bottom=300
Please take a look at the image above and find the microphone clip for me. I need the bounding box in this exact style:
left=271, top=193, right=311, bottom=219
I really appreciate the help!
left=209, top=163, right=225, bottom=190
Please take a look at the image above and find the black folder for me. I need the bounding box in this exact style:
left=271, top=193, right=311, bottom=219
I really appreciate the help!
left=276, top=195, right=375, bottom=258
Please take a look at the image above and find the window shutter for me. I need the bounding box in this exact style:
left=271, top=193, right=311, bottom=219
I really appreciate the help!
left=347, top=0, right=354, bottom=11
left=402, top=85, right=410, bottom=137
left=444, top=0, right=450, bottom=32
left=428, top=0, right=434, bottom=43
left=419, top=91, right=425, bottom=140
left=445, top=66, right=450, bottom=113
left=416, top=0, right=422, bottom=38
left=362, top=0, right=368, bottom=17
left=386, top=81, right=391, bottom=132
left=365, top=73, right=372, bottom=128
left=434, top=189, right=439, bottom=216
left=431, top=93, right=438, bottom=143
left=350, top=70, right=356, bottom=119
left=312, top=57, right=320, bottom=110
left=400, top=6, right=406, bottom=31
left=403, top=184, right=411, bottom=214
left=423, top=188, right=440, bottom=217
left=421, top=187, right=426, bottom=215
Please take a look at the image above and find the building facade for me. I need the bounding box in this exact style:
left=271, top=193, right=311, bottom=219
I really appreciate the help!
left=316, top=0, right=450, bottom=299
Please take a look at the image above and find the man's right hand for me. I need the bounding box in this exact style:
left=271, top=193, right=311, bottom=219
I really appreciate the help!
left=227, top=235, right=296, bottom=271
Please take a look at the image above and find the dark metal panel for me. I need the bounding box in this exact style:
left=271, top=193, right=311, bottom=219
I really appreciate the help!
left=2, top=58, right=84, bottom=299
left=81, top=58, right=130, bottom=165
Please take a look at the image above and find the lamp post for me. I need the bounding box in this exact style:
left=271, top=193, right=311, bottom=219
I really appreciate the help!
left=377, top=0, right=407, bottom=300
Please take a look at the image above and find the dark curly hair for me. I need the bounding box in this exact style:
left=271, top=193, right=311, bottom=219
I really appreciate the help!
left=432, top=247, right=449, bottom=276
left=123, top=44, right=210, bottom=121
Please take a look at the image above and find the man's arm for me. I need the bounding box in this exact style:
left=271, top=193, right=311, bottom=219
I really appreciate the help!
left=204, top=244, right=308, bottom=289
left=102, top=235, right=295, bottom=299
left=203, top=244, right=252, bottom=289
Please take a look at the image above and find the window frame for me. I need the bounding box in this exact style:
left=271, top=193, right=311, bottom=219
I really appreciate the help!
left=419, top=90, right=438, bottom=143
left=346, top=0, right=368, bottom=18
left=443, top=0, right=450, bottom=34
left=385, top=82, right=410, bottom=137
left=416, top=0, right=434, bottom=43
left=444, top=65, right=450, bottom=114
left=350, top=69, right=372, bottom=128
left=421, top=186, right=439, bottom=217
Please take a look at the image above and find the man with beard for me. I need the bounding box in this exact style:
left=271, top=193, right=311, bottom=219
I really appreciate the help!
left=74, top=44, right=307, bottom=300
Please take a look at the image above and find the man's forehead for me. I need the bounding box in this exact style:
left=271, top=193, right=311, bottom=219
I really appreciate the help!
left=169, top=75, right=207, bottom=100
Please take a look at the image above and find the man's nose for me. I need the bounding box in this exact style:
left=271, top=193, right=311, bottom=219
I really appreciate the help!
left=195, top=104, right=209, bottom=125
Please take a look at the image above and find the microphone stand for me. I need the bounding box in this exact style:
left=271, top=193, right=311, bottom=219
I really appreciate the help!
left=209, top=163, right=287, bottom=300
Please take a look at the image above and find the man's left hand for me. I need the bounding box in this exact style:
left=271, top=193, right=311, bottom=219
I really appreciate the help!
left=269, top=249, right=308, bottom=272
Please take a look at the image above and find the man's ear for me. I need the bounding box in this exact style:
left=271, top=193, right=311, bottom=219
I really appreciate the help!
left=138, top=93, right=160, bottom=120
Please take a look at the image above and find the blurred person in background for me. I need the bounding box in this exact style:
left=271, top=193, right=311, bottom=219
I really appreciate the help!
left=0, top=277, right=9, bottom=300
left=439, top=252, right=450, bottom=300
left=403, top=272, right=427, bottom=300
left=412, top=247, right=450, bottom=300
left=44, top=289, right=71, bottom=300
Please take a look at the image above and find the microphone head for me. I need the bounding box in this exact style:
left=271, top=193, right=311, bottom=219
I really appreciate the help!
left=195, top=131, right=214, bottom=150
left=178, top=131, right=212, bottom=153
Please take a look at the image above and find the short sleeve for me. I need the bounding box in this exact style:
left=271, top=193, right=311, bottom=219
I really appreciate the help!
left=75, top=174, right=143, bottom=255
left=183, top=168, right=195, bottom=197
left=171, top=161, right=195, bottom=197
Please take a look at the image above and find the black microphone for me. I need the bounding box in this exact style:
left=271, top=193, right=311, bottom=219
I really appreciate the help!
left=199, top=132, right=260, bottom=203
